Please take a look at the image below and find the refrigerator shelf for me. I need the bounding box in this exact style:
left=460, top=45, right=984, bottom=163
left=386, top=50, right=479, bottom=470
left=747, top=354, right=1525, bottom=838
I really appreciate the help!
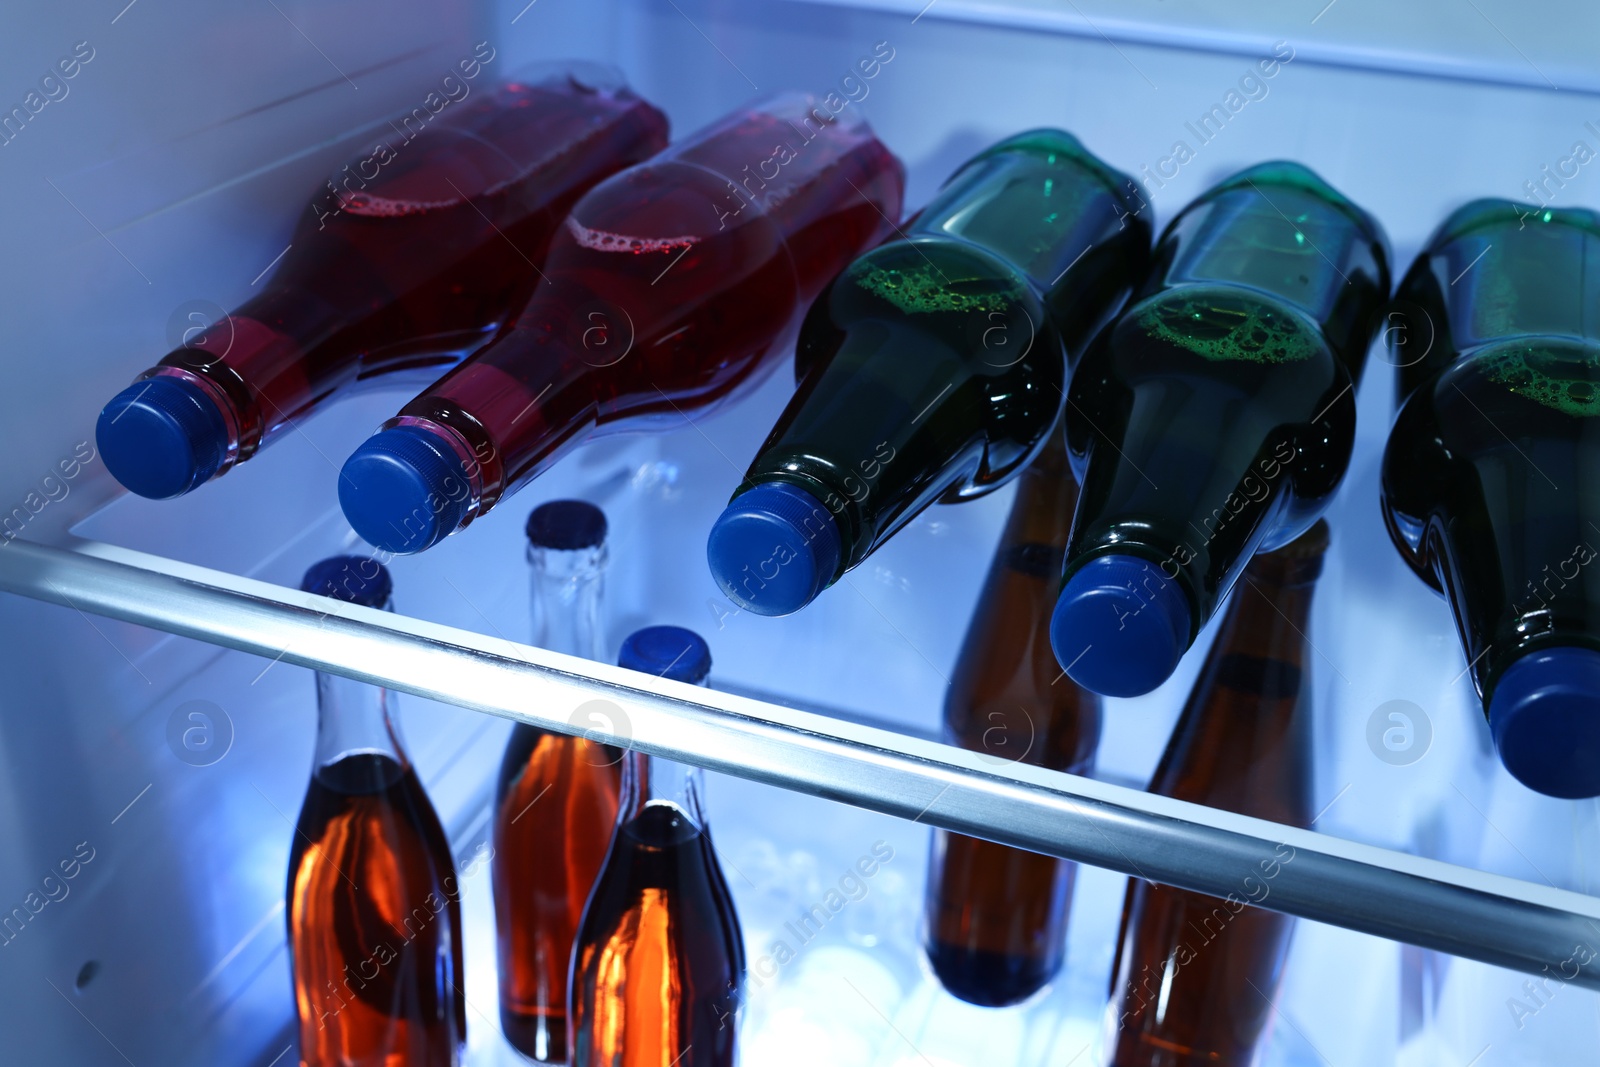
left=4, top=534, right=1596, bottom=994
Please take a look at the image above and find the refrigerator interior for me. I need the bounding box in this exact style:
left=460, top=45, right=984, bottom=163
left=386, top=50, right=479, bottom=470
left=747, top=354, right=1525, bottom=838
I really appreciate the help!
left=1, top=0, right=1597, bottom=1064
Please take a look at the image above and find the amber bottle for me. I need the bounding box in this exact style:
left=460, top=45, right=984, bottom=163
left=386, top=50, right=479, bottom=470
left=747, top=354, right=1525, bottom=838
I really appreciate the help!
left=1104, top=521, right=1327, bottom=1066
left=924, top=427, right=1102, bottom=1006
left=571, top=626, right=745, bottom=1066
left=492, top=500, right=622, bottom=1061
left=288, top=556, right=465, bottom=1066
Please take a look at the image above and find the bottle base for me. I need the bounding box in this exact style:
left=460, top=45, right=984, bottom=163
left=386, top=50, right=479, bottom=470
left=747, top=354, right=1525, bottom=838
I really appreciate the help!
left=924, top=939, right=1057, bottom=1008
left=500, top=1006, right=567, bottom=1063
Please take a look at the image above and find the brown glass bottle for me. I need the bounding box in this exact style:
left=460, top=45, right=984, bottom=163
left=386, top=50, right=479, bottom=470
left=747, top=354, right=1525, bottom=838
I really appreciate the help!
left=1104, top=520, right=1326, bottom=1067
left=924, top=427, right=1102, bottom=1007
left=288, top=557, right=465, bottom=1067
left=492, top=501, right=622, bottom=1062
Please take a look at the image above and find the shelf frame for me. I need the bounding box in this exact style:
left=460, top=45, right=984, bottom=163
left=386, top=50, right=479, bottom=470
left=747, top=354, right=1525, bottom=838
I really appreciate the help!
left=4, top=536, right=1599, bottom=991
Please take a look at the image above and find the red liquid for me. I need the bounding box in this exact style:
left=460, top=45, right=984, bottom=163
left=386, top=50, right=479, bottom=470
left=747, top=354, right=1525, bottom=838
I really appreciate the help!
left=386, top=94, right=905, bottom=523
left=149, top=72, right=668, bottom=467
left=492, top=726, right=622, bottom=1062
left=287, top=753, right=465, bottom=1067
left=570, top=803, right=745, bottom=1067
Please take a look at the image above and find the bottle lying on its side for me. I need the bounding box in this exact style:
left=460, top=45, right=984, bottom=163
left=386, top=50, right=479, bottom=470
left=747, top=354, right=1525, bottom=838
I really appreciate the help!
left=705, top=128, right=1151, bottom=617
left=1051, top=162, right=1388, bottom=698
left=337, top=94, right=906, bottom=555
left=1382, top=200, right=1600, bottom=798
left=97, top=64, right=669, bottom=501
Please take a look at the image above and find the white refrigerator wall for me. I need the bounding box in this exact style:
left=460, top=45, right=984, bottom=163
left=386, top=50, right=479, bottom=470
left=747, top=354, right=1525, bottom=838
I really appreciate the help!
left=0, top=0, right=1595, bottom=1064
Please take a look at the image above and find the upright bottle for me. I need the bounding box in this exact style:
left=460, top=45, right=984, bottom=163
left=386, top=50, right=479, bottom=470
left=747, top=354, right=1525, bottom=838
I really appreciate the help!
left=1104, top=521, right=1326, bottom=1067
left=571, top=627, right=745, bottom=1067
left=924, top=426, right=1103, bottom=1007
left=96, top=64, right=669, bottom=499
left=1382, top=201, right=1600, bottom=799
left=493, top=500, right=621, bottom=1061
left=705, top=129, right=1150, bottom=616
left=287, top=556, right=465, bottom=1066
left=338, top=95, right=905, bottom=554
left=1050, top=163, right=1388, bottom=698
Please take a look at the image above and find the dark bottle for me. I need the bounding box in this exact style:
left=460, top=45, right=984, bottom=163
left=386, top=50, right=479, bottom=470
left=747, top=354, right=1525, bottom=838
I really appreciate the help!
left=924, top=427, right=1103, bottom=1007
left=1105, top=521, right=1326, bottom=1067
left=287, top=556, right=465, bottom=1066
left=1050, top=163, right=1388, bottom=697
left=571, top=627, right=745, bottom=1067
left=338, top=95, right=905, bottom=555
left=1382, top=201, right=1600, bottom=798
left=704, top=129, right=1150, bottom=616
left=96, top=64, right=669, bottom=499
left=493, top=500, right=621, bottom=1061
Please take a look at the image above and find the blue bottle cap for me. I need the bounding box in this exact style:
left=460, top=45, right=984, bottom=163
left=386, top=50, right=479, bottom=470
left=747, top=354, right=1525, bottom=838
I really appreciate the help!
left=96, top=377, right=229, bottom=499
left=1050, top=554, right=1193, bottom=698
left=526, top=499, right=607, bottom=550
left=1488, top=647, right=1600, bottom=799
left=300, top=555, right=393, bottom=608
left=705, top=482, right=842, bottom=617
left=339, top=425, right=473, bottom=555
left=618, top=625, right=712, bottom=685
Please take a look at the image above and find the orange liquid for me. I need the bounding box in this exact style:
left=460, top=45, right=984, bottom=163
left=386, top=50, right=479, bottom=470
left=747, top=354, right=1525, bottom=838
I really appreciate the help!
left=492, top=725, right=622, bottom=1061
left=287, top=752, right=465, bottom=1067
left=571, top=804, right=744, bottom=1066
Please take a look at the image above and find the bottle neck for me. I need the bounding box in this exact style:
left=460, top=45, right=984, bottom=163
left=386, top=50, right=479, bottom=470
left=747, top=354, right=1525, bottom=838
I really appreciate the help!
left=1152, top=527, right=1327, bottom=819
left=750, top=239, right=1062, bottom=576
left=617, top=753, right=707, bottom=830
left=529, top=540, right=607, bottom=660
left=155, top=287, right=347, bottom=459
left=312, top=670, right=408, bottom=772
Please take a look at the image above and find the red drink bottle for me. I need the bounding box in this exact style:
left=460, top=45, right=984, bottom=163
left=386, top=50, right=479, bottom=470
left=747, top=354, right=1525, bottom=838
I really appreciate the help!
left=337, top=94, right=905, bottom=554
left=287, top=557, right=466, bottom=1066
left=96, top=63, right=668, bottom=499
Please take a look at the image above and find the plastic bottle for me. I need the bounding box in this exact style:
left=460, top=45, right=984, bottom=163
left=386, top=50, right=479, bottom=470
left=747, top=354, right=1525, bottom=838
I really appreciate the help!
left=705, top=129, right=1150, bottom=616
left=1050, top=162, right=1388, bottom=697
left=97, top=64, right=668, bottom=499
left=338, top=95, right=905, bottom=554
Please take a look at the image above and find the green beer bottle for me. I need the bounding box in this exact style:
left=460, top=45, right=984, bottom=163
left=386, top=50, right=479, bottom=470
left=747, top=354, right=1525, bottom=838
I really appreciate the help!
left=1382, top=200, right=1600, bottom=798
left=1050, top=163, right=1388, bottom=697
left=706, top=130, right=1151, bottom=616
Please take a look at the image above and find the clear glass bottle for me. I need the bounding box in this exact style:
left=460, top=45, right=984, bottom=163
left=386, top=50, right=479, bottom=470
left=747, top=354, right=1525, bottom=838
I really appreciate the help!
left=570, top=627, right=746, bottom=1067
left=287, top=556, right=465, bottom=1066
left=493, top=500, right=621, bottom=1062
